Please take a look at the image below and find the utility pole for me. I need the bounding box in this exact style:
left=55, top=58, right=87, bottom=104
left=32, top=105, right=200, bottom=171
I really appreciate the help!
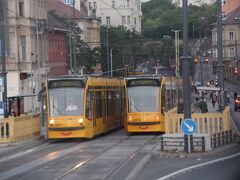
left=72, top=0, right=77, bottom=73
left=217, top=0, right=225, bottom=111
left=106, top=27, right=110, bottom=77
left=182, top=0, right=192, bottom=153
left=68, top=4, right=73, bottom=73
left=110, top=48, right=113, bottom=77
left=0, top=1, right=7, bottom=118
left=172, top=30, right=181, bottom=77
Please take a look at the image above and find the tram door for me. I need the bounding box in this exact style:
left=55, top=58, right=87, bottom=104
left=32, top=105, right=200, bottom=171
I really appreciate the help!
left=39, top=91, right=47, bottom=139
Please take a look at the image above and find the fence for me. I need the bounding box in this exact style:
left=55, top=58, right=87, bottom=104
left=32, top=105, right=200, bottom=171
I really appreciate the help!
left=165, top=106, right=231, bottom=134
left=0, top=114, right=40, bottom=143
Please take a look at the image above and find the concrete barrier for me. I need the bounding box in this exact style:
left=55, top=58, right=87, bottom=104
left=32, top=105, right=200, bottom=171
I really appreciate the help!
left=0, top=114, right=40, bottom=143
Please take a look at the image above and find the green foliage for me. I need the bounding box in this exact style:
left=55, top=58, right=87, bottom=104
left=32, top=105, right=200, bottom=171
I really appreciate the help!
left=142, top=0, right=217, bottom=39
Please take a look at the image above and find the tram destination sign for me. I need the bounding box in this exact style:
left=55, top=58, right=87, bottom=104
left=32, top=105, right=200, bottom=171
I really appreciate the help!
left=48, top=80, right=84, bottom=89
left=127, top=79, right=161, bottom=87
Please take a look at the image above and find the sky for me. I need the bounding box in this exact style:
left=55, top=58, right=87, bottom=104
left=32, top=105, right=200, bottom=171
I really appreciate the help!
left=142, top=0, right=150, bottom=2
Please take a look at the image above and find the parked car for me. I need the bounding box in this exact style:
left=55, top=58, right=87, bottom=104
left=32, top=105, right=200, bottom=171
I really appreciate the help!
left=234, top=96, right=240, bottom=111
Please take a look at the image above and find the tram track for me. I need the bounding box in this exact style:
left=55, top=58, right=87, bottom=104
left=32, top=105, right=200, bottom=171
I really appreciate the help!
left=54, top=135, right=158, bottom=180
left=0, top=131, right=160, bottom=180
left=104, top=135, right=158, bottom=180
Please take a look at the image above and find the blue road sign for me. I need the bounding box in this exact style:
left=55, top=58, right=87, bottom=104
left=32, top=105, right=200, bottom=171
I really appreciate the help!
left=181, top=119, right=197, bottom=136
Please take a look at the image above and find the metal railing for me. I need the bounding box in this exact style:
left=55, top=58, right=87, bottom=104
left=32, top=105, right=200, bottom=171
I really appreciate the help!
left=160, top=136, right=206, bottom=152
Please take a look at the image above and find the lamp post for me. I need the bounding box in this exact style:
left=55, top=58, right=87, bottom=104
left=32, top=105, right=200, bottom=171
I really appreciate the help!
left=0, top=2, right=7, bottom=118
left=172, top=30, right=181, bottom=77
left=181, top=0, right=192, bottom=153
left=217, top=0, right=225, bottom=111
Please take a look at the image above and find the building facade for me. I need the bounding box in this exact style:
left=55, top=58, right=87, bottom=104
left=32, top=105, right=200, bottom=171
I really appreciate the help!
left=211, top=7, right=240, bottom=84
left=86, top=0, right=142, bottom=32
left=6, top=0, right=48, bottom=113
left=48, top=0, right=101, bottom=49
left=172, top=0, right=215, bottom=7
left=222, top=0, right=240, bottom=16
left=48, top=13, right=68, bottom=77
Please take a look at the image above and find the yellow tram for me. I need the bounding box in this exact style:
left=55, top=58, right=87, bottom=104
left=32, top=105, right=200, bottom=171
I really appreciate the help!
left=124, top=76, right=183, bottom=133
left=46, top=76, right=125, bottom=139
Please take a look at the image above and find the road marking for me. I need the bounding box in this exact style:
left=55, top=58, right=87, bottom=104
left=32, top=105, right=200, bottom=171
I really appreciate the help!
left=157, top=152, right=240, bottom=180
left=0, top=149, right=34, bottom=163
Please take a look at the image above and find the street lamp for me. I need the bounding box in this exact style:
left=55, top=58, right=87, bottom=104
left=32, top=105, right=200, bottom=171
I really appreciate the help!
left=217, top=0, right=225, bottom=111
left=172, top=30, right=181, bottom=77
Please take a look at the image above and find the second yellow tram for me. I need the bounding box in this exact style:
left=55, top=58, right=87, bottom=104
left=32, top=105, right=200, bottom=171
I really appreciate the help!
left=124, top=76, right=183, bottom=133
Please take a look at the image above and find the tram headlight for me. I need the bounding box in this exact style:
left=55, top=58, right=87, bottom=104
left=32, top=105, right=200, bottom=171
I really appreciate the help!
left=155, top=115, right=159, bottom=121
left=50, top=119, right=55, bottom=126
left=129, top=116, right=132, bottom=121
left=78, top=118, right=84, bottom=124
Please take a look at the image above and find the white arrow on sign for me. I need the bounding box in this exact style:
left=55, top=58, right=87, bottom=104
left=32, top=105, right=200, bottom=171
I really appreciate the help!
left=184, top=122, right=194, bottom=132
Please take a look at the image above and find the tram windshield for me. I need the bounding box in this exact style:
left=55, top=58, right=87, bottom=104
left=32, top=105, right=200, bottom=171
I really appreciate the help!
left=49, top=88, right=84, bottom=117
left=128, top=86, right=160, bottom=112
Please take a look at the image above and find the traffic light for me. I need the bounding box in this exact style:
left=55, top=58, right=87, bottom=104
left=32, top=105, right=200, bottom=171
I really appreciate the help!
left=194, top=58, right=198, bottom=63
left=204, top=57, right=208, bottom=64
left=234, top=67, right=238, bottom=76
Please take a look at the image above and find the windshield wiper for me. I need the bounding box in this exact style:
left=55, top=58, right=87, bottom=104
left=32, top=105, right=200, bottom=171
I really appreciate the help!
left=53, top=104, right=64, bottom=116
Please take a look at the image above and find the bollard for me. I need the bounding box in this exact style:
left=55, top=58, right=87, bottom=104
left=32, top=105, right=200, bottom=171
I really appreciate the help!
left=226, top=131, right=229, bottom=144
left=214, top=134, right=217, bottom=148
left=160, top=136, right=164, bottom=151
left=202, top=136, right=205, bottom=152
left=218, top=133, right=221, bottom=147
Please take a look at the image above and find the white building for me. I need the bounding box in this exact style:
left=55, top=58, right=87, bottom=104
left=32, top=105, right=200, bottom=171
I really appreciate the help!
left=87, top=0, right=142, bottom=32
left=172, top=0, right=215, bottom=7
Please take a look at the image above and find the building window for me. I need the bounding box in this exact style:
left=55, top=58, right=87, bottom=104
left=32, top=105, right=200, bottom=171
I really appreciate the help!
left=229, top=31, right=235, bottom=40
left=127, top=0, right=130, bottom=8
left=212, top=32, right=217, bottom=41
left=93, top=1, right=97, bottom=9
left=19, top=0, right=25, bottom=17
left=134, top=17, right=137, bottom=26
left=88, top=2, right=92, bottom=10
left=19, top=36, right=26, bottom=61
left=122, top=16, right=126, bottom=24
left=213, top=48, right=218, bottom=58
left=138, top=4, right=141, bottom=11
left=229, top=47, right=235, bottom=57
left=128, top=16, right=131, bottom=24
left=112, top=0, right=115, bottom=8
left=106, top=16, right=110, bottom=25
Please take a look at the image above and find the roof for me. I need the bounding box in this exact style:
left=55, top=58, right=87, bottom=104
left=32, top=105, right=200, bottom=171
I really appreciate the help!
left=47, top=12, right=69, bottom=33
left=47, top=0, right=86, bottom=19
left=223, top=7, right=240, bottom=25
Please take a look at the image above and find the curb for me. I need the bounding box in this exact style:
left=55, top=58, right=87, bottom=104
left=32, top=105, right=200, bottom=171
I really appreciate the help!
left=126, top=154, right=152, bottom=180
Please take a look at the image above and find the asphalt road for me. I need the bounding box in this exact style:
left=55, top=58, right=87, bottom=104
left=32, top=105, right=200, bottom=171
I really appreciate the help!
left=135, top=82, right=240, bottom=180
left=0, top=130, right=159, bottom=180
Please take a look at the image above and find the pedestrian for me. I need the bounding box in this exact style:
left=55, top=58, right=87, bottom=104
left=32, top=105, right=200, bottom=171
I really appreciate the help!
left=193, top=97, right=200, bottom=113
left=212, top=92, right=216, bottom=108
left=177, top=98, right=184, bottom=113
left=199, top=97, right=208, bottom=113
left=11, top=110, right=16, bottom=117
left=234, top=91, right=237, bottom=100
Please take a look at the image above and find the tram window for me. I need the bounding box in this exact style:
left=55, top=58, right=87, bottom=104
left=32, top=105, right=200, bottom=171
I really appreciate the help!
left=95, top=92, right=102, bottom=118
left=86, top=91, right=93, bottom=119
left=161, top=85, right=166, bottom=113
